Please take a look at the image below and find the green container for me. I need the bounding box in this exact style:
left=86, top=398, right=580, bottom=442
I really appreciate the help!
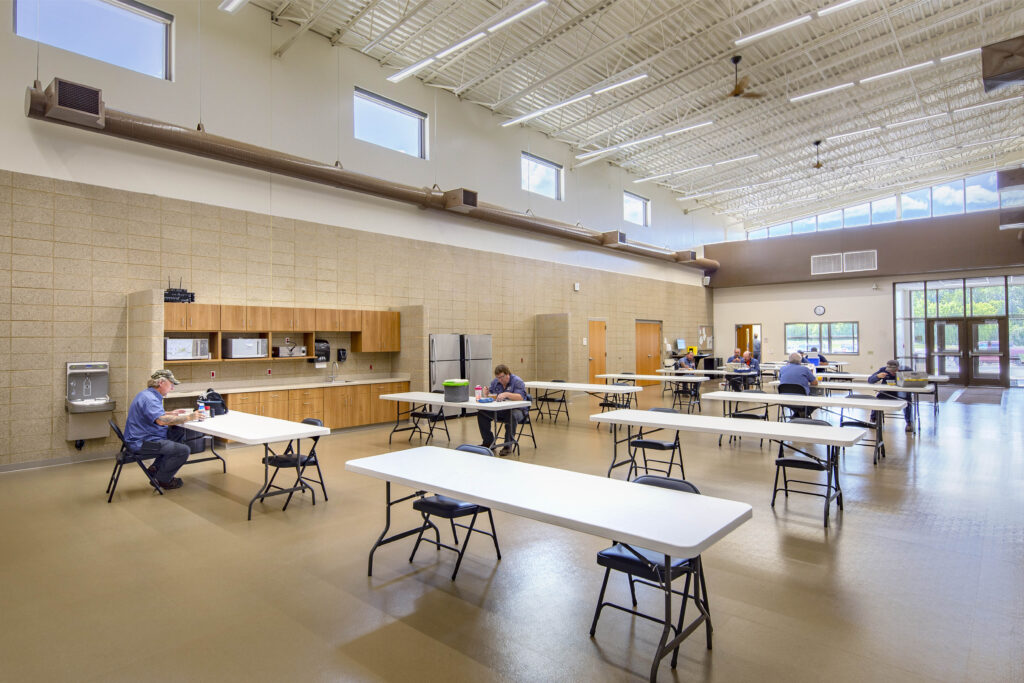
left=442, top=379, right=469, bottom=402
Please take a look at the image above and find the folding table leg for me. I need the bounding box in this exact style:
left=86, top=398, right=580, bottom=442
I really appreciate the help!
left=367, top=482, right=434, bottom=576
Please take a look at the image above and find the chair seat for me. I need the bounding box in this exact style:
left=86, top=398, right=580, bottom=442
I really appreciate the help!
left=536, top=396, right=563, bottom=402
left=774, top=456, right=826, bottom=471
left=630, top=438, right=676, bottom=450
left=410, top=410, right=443, bottom=420
left=728, top=412, right=766, bottom=420
left=596, top=543, right=694, bottom=582
left=413, top=494, right=481, bottom=517
left=840, top=418, right=874, bottom=429
left=263, top=455, right=313, bottom=468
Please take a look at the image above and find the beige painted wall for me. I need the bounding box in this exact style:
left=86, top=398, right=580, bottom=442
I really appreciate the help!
left=0, top=170, right=711, bottom=469
left=713, top=266, right=1024, bottom=373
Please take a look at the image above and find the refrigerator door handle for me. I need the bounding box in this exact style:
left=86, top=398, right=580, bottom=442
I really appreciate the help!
left=465, top=338, right=471, bottom=362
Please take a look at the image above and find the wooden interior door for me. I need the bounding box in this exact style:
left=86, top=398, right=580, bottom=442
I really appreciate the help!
left=587, top=320, right=606, bottom=384
left=736, top=324, right=754, bottom=355
left=634, top=321, right=662, bottom=385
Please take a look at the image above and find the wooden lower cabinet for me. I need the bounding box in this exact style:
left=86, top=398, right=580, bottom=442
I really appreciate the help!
left=229, top=382, right=408, bottom=430
left=226, top=392, right=260, bottom=414
left=260, top=400, right=290, bottom=420
left=289, top=388, right=324, bottom=423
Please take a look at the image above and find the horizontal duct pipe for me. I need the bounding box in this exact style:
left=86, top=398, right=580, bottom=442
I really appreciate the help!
left=25, top=81, right=717, bottom=273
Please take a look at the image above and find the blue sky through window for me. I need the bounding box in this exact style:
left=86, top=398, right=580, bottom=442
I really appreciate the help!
left=932, top=180, right=964, bottom=217
left=521, top=153, right=561, bottom=200
left=965, top=172, right=999, bottom=212
left=354, top=90, right=425, bottom=158
left=15, top=0, right=170, bottom=79
left=901, top=188, right=931, bottom=220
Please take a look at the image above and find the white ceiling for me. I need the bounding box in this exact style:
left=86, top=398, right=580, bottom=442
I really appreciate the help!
left=254, top=0, right=1024, bottom=232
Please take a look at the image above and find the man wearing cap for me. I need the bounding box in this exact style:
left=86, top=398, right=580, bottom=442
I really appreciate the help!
left=123, top=369, right=205, bottom=489
left=868, top=360, right=914, bottom=433
left=478, top=364, right=529, bottom=457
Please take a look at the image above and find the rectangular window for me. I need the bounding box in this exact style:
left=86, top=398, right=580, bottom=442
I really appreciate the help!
left=747, top=228, right=768, bottom=240
left=871, top=196, right=898, bottom=223
left=623, top=191, right=649, bottom=226
left=901, top=187, right=931, bottom=220
left=785, top=322, right=859, bottom=354
left=768, top=222, right=791, bottom=237
left=354, top=88, right=427, bottom=158
left=965, top=171, right=999, bottom=212
left=14, top=0, right=172, bottom=80
left=925, top=279, right=965, bottom=318
left=932, top=179, right=964, bottom=217
left=966, top=277, right=1006, bottom=316
left=817, top=209, right=843, bottom=231
left=792, top=216, right=816, bottom=234
left=521, top=152, right=562, bottom=200
left=843, top=202, right=871, bottom=228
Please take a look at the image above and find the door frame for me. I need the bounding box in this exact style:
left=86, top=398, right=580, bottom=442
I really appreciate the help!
left=965, top=316, right=1009, bottom=387
left=734, top=323, right=762, bottom=358
left=926, top=318, right=966, bottom=383
left=587, top=319, right=607, bottom=385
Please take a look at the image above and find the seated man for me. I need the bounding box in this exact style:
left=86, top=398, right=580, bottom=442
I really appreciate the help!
left=868, top=359, right=914, bottom=433
left=675, top=351, right=697, bottom=370
left=728, top=351, right=761, bottom=391
left=808, top=346, right=829, bottom=365
left=726, top=347, right=743, bottom=364
left=778, top=352, right=817, bottom=395
left=478, top=364, right=530, bottom=456
left=124, top=369, right=205, bottom=490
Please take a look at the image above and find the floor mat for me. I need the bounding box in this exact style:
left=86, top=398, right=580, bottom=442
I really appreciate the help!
left=954, top=388, right=1005, bottom=405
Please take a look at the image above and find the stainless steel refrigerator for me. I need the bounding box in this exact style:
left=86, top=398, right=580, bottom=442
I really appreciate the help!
left=462, top=334, right=493, bottom=395
left=428, top=333, right=492, bottom=417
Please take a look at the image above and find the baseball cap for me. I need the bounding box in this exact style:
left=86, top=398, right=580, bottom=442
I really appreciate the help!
left=151, top=369, right=180, bottom=385
left=885, top=360, right=899, bottom=370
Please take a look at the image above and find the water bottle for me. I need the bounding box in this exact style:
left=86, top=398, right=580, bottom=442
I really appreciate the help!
left=475, top=385, right=482, bottom=399
left=197, top=401, right=205, bottom=418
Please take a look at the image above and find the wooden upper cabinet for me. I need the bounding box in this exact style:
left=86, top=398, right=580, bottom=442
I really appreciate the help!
left=269, top=307, right=293, bottom=331
left=220, top=305, right=246, bottom=331
left=164, top=303, right=219, bottom=331
left=316, top=308, right=340, bottom=332
left=339, top=309, right=361, bottom=331
left=293, top=307, right=316, bottom=331
left=164, top=302, right=187, bottom=331
left=246, top=306, right=271, bottom=331
left=353, top=311, right=400, bottom=352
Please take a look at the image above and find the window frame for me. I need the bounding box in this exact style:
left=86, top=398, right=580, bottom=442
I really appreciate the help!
left=521, top=151, right=563, bottom=200
left=622, top=190, right=650, bottom=227
left=784, top=321, right=860, bottom=355
left=353, top=87, right=428, bottom=159
left=14, top=0, right=174, bottom=80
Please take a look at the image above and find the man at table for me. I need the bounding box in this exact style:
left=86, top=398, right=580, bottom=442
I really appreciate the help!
left=728, top=351, right=761, bottom=391
left=808, top=346, right=829, bottom=365
left=778, top=352, right=818, bottom=394
left=675, top=351, right=697, bottom=370
left=868, top=360, right=914, bottom=433
left=479, top=364, right=530, bottom=456
left=727, top=348, right=743, bottom=363
left=124, top=369, right=205, bottom=490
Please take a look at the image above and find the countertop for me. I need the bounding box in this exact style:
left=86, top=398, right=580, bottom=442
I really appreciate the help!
left=169, top=374, right=412, bottom=399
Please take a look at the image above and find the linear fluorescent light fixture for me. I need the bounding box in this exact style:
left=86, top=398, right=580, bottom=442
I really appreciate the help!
left=825, top=126, right=881, bottom=141
left=665, top=120, right=714, bottom=136
left=217, top=0, right=249, bottom=12
left=387, top=57, right=435, bottom=83
left=952, top=96, right=1023, bottom=114
left=487, top=1, right=547, bottom=33
left=594, top=74, right=647, bottom=94
left=959, top=135, right=1020, bottom=149
left=435, top=33, right=486, bottom=59
left=575, top=131, right=664, bottom=160
left=735, top=15, right=812, bottom=46
left=790, top=81, right=854, bottom=103
left=715, top=153, right=759, bottom=167
left=816, top=0, right=868, bottom=16
left=634, top=163, right=712, bottom=184
left=503, top=93, right=591, bottom=127
left=676, top=192, right=714, bottom=201
left=859, top=61, right=934, bottom=84
left=885, top=112, right=947, bottom=129
left=940, top=48, right=981, bottom=63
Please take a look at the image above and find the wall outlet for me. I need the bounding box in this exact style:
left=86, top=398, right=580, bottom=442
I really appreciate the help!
left=267, top=368, right=272, bottom=375
left=210, top=370, right=215, bottom=379
left=573, top=282, right=580, bottom=291
left=369, top=364, right=372, bottom=370
left=583, top=337, right=588, bottom=346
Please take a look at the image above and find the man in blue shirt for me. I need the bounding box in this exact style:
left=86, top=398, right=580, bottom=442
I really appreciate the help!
left=752, top=335, right=761, bottom=361
left=728, top=351, right=761, bottom=390
left=727, top=348, right=743, bottom=363
left=479, top=364, right=530, bottom=457
left=675, top=351, right=697, bottom=370
left=124, top=369, right=204, bottom=489
left=868, top=360, right=914, bottom=432
left=778, top=352, right=817, bottom=394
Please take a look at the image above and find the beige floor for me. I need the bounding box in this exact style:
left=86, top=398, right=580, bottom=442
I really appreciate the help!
left=1, top=388, right=1022, bottom=682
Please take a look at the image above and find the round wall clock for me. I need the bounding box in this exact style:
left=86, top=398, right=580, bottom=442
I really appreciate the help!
left=814, top=305, right=826, bottom=316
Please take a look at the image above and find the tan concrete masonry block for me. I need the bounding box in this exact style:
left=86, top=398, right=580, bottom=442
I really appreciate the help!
left=11, top=254, right=52, bottom=272
left=13, top=188, right=53, bottom=209
left=12, top=173, right=54, bottom=192
left=0, top=169, right=11, bottom=185
left=11, top=287, right=52, bottom=305
left=129, top=221, right=162, bottom=239
left=129, top=192, right=160, bottom=209
left=91, top=246, right=127, bottom=264
left=12, top=238, right=52, bottom=257
left=54, top=305, right=91, bottom=322
left=13, top=221, right=52, bottom=241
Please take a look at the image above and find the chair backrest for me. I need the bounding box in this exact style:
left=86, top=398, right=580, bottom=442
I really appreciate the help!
left=455, top=444, right=494, bottom=457
left=633, top=474, right=700, bottom=495
left=108, top=419, right=127, bottom=452
left=778, top=383, right=809, bottom=396
left=649, top=407, right=679, bottom=414
left=300, top=417, right=324, bottom=448
left=789, top=418, right=831, bottom=427
left=551, top=379, right=565, bottom=383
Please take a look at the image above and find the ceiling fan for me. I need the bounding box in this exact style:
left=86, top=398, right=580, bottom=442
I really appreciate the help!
left=728, top=55, right=764, bottom=99
left=812, top=140, right=824, bottom=169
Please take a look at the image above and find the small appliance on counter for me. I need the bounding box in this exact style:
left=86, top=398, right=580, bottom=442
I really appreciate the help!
left=223, top=337, right=268, bottom=359
left=165, top=337, right=210, bottom=361
left=273, top=344, right=307, bottom=357
left=311, top=338, right=330, bottom=363
left=66, top=361, right=116, bottom=448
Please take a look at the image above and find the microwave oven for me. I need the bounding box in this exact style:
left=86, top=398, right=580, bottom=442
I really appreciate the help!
left=223, top=338, right=268, bottom=359
left=165, top=338, right=210, bottom=361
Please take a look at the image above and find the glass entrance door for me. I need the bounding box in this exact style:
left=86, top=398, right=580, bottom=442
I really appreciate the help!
left=967, top=318, right=1008, bottom=386
left=929, top=319, right=964, bottom=382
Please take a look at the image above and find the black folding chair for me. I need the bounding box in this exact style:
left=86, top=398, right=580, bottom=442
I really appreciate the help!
left=777, top=383, right=813, bottom=421
left=628, top=407, right=684, bottom=480
left=408, top=390, right=451, bottom=444
left=409, top=444, right=501, bottom=580
left=260, top=418, right=328, bottom=511
left=771, top=418, right=843, bottom=526
left=106, top=419, right=164, bottom=502
left=535, top=380, right=570, bottom=423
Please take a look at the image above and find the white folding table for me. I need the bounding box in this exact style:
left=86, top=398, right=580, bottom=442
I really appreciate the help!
left=589, top=409, right=866, bottom=526
left=346, top=446, right=752, bottom=681
left=811, top=380, right=935, bottom=430
left=701, top=390, right=905, bottom=465
left=524, top=380, right=642, bottom=420
left=186, top=411, right=330, bottom=519
left=379, top=391, right=532, bottom=450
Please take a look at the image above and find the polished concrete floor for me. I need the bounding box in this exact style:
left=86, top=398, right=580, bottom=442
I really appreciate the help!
left=1, top=389, right=1022, bottom=682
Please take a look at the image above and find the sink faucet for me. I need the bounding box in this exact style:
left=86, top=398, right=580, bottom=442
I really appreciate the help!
left=328, top=361, right=339, bottom=382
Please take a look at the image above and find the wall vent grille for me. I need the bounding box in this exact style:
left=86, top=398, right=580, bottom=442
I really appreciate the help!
left=811, top=253, right=843, bottom=275
left=843, top=250, right=878, bottom=272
